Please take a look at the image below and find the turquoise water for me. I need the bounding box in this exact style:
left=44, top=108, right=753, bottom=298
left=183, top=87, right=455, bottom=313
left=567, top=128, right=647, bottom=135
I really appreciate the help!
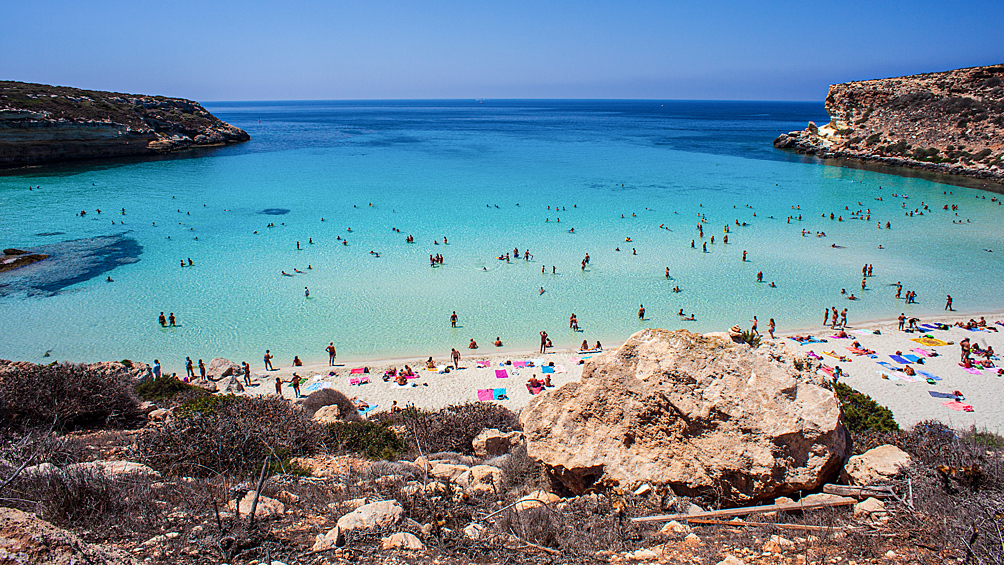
left=1, top=100, right=1002, bottom=373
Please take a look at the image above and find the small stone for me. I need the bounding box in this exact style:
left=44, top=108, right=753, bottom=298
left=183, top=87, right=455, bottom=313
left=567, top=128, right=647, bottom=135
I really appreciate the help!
left=854, top=497, right=888, bottom=523
left=659, top=520, right=691, bottom=534
left=429, top=463, right=469, bottom=481
left=381, top=532, right=424, bottom=550
left=684, top=532, right=702, bottom=544
left=885, top=550, right=896, bottom=558
left=717, top=555, right=745, bottom=565
left=190, top=525, right=204, bottom=536
left=463, top=523, right=486, bottom=540
left=686, top=503, right=705, bottom=515
left=633, top=484, right=652, bottom=496
left=228, top=492, right=285, bottom=519
left=627, top=548, right=660, bottom=560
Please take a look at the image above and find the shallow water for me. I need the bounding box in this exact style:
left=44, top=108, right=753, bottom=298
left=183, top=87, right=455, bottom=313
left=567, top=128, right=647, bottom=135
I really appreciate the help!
left=1, top=100, right=1002, bottom=372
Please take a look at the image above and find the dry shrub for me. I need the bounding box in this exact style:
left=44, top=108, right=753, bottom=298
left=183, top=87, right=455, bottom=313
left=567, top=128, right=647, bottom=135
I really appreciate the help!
left=377, top=402, right=520, bottom=456
left=300, top=388, right=360, bottom=420
left=0, top=362, right=142, bottom=430
left=138, top=395, right=321, bottom=477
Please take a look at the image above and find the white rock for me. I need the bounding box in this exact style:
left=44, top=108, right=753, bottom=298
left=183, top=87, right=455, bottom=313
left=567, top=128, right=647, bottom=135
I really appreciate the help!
left=659, top=520, right=691, bottom=534
left=841, top=445, right=912, bottom=485
left=854, top=497, right=888, bottom=523
left=717, top=555, right=745, bottom=565
left=429, top=463, right=469, bottom=481
left=463, top=523, right=486, bottom=540
left=68, top=461, right=161, bottom=480
left=336, top=500, right=404, bottom=532
left=228, top=492, right=285, bottom=519
left=381, top=532, right=424, bottom=550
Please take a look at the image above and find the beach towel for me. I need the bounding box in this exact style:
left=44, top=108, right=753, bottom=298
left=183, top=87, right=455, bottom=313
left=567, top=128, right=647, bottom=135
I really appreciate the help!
left=349, top=376, right=370, bottom=385
left=961, top=367, right=982, bottom=375
left=877, top=370, right=900, bottom=381
left=568, top=357, right=581, bottom=364
left=918, top=370, right=942, bottom=382
left=541, top=366, right=555, bottom=373
left=911, top=337, right=948, bottom=347
left=942, top=400, right=974, bottom=412
left=305, top=382, right=333, bottom=392
left=477, top=389, right=494, bottom=401
left=555, top=364, right=566, bottom=373
left=578, top=349, right=602, bottom=354
left=493, top=388, right=507, bottom=400
left=929, top=391, right=955, bottom=399
left=350, top=367, right=367, bottom=374
left=902, top=354, right=922, bottom=363
left=819, top=365, right=834, bottom=377
left=495, top=369, right=509, bottom=379
left=889, top=355, right=912, bottom=364
left=789, top=337, right=827, bottom=344
left=911, top=348, right=934, bottom=358
left=528, top=385, right=543, bottom=395
left=512, top=361, right=528, bottom=368
left=846, top=346, right=875, bottom=356
left=476, top=360, right=491, bottom=368
left=920, top=324, right=940, bottom=330
left=829, top=335, right=851, bottom=339
left=850, top=329, right=873, bottom=335
left=823, top=351, right=851, bottom=362
left=358, top=404, right=378, bottom=414
left=877, top=361, right=896, bottom=369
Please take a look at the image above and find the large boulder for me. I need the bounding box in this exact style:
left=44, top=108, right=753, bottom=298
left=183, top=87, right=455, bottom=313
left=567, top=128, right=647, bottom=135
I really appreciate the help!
left=206, top=357, right=241, bottom=380
left=312, top=404, right=345, bottom=425
left=841, top=445, right=911, bottom=485
left=520, top=329, right=849, bottom=503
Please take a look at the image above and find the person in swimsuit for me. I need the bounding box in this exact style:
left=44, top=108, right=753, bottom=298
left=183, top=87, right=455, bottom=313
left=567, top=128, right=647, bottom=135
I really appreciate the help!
left=451, top=348, right=461, bottom=368
left=264, top=350, right=274, bottom=371
left=159, top=312, right=166, bottom=327
left=539, top=331, right=548, bottom=354
left=186, top=357, right=194, bottom=379
left=327, top=342, right=337, bottom=365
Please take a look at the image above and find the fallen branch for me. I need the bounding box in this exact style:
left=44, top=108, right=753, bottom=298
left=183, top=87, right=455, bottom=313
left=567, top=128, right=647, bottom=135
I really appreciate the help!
left=687, top=518, right=856, bottom=532
left=631, top=496, right=856, bottom=523
left=823, top=484, right=896, bottom=499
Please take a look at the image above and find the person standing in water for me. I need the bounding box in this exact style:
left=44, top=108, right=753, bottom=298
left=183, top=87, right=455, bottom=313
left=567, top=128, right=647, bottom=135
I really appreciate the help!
left=326, top=342, right=337, bottom=365
left=159, top=312, right=166, bottom=327
left=539, top=331, right=548, bottom=354
left=638, top=304, right=645, bottom=319
left=451, top=311, right=458, bottom=327
left=945, top=294, right=953, bottom=311
left=169, top=313, right=176, bottom=327
left=304, top=287, right=310, bottom=298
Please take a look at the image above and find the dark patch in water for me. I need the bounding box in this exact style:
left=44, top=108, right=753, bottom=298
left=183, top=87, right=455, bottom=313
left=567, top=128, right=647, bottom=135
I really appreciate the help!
left=35, top=232, right=65, bottom=236
left=259, top=208, right=290, bottom=216
left=0, top=234, right=143, bottom=298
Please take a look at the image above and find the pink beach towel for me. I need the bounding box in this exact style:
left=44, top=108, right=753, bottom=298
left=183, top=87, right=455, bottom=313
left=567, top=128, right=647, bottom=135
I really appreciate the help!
left=350, top=367, right=366, bottom=374
left=555, top=364, right=566, bottom=374
left=568, top=357, right=581, bottom=364
left=477, top=389, right=494, bottom=401
left=911, top=348, right=934, bottom=358
left=512, top=361, right=528, bottom=368
left=476, top=360, right=491, bottom=368
left=495, top=369, right=509, bottom=379
left=942, top=400, right=974, bottom=412
left=962, top=367, right=982, bottom=375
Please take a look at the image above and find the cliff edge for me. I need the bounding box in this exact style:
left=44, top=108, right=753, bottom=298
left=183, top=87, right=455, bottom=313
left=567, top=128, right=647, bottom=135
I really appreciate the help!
left=774, top=65, right=1004, bottom=184
left=0, top=81, right=249, bottom=167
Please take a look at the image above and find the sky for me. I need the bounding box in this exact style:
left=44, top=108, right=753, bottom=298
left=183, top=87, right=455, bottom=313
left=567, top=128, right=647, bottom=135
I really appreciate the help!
left=2, top=0, right=1002, bottom=101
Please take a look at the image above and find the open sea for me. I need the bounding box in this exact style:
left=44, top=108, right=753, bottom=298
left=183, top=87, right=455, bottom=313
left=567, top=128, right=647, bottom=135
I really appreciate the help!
left=2, top=100, right=1002, bottom=373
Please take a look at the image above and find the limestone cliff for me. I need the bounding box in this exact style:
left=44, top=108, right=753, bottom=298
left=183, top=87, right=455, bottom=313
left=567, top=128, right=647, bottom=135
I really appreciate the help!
left=0, top=81, right=249, bottom=167
left=774, top=65, right=1004, bottom=183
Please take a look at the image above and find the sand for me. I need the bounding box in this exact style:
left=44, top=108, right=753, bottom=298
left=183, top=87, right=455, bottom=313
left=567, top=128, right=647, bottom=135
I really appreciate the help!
left=240, top=346, right=598, bottom=414
left=780, top=311, right=1004, bottom=433
left=229, top=311, right=1004, bottom=434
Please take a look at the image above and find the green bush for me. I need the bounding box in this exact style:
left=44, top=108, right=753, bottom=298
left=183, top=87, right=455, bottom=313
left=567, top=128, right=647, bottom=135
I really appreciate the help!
left=175, top=394, right=234, bottom=418
left=136, top=376, right=202, bottom=402
left=326, top=421, right=407, bottom=460
left=833, top=382, right=899, bottom=433
left=119, top=359, right=133, bottom=368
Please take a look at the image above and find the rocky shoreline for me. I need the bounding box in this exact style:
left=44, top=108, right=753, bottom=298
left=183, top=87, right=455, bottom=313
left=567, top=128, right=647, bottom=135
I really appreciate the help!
left=0, top=81, right=249, bottom=168
left=774, top=64, right=1004, bottom=188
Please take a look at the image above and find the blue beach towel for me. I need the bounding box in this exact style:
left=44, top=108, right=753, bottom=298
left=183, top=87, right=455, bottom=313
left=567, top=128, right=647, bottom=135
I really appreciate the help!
left=928, top=391, right=955, bottom=399
left=493, top=388, right=507, bottom=400
left=541, top=366, right=555, bottom=373
left=889, top=355, right=911, bottom=364
left=877, top=361, right=897, bottom=370
left=903, top=354, right=922, bottom=363
left=918, top=370, right=942, bottom=381
left=358, top=404, right=378, bottom=414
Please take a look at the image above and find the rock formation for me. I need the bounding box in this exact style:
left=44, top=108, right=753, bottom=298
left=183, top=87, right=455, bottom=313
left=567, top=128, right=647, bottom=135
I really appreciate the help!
left=0, top=81, right=249, bottom=167
left=520, top=329, right=849, bottom=504
left=774, top=64, right=1004, bottom=184
left=0, top=507, right=140, bottom=565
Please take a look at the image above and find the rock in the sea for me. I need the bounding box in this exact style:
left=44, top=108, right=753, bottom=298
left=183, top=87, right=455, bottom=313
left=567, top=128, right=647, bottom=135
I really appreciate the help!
left=336, top=500, right=404, bottom=532
left=381, top=532, right=424, bottom=550
left=841, top=445, right=911, bottom=485
left=472, top=428, right=526, bottom=458
left=520, top=329, right=849, bottom=503
left=207, top=357, right=241, bottom=380
left=0, top=507, right=140, bottom=564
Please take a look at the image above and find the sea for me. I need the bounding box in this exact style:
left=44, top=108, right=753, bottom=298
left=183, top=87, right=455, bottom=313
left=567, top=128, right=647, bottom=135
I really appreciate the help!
left=2, top=100, right=1002, bottom=373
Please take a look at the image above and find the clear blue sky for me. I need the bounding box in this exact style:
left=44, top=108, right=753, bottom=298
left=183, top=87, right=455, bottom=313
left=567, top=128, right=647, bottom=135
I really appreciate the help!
left=2, top=0, right=1001, bottom=101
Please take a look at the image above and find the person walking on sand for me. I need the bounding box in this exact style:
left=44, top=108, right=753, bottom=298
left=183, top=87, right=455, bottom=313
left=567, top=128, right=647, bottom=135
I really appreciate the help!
left=326, top=342, right=337, bottom=365
left=185, top=357, right=195, bottom=380
left=451, top=348, right=460, bottom=369
left=264, top=349, right=274, bottom=371
left=638, top=304, right=645, bottom=319
left=945, top=294, right=953, bottom=311
left=539, top=331, right=548, bottom=354
left=451, top=311, right=458, bottom=328
left=768, top=318, right=776, bottom=339
left=198, top=359, right=206, bottom=380
left=839, top=308, right=848, bottom=329
left=274, top=376, right=282, bottom=397
left=290, top=373, right=301, bottom=398
left=750, top=316, right=760, bottom=337
left=242, top=361, right=251, bottom=386
left=898, top=313, right=906, bottom=331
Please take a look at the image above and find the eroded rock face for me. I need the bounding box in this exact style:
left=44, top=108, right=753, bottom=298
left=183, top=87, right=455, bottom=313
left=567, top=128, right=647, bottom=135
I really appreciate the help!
left=520, top=329, right=849, bottom=503
left=473, top=429, right=526, bottom=458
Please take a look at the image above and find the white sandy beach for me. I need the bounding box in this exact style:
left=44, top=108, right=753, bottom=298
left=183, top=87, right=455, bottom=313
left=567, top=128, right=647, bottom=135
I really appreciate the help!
left=225, top=310, right=1004, bottom=434
left=780, top=311, right=1004, bottom=433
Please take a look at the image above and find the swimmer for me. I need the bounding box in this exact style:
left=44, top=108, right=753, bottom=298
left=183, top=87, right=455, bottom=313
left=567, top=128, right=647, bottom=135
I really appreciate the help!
left=539, top=287, right=545, bottom=295
left=282, top=271, right=292, bottom=276
left=106, top=276, right=113, bottom=282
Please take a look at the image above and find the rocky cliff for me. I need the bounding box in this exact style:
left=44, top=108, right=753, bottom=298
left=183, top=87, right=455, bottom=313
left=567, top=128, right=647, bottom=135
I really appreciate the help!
left=0, top=81, right=249, bottom=167
left=774, top=65, right=1004, bottom=184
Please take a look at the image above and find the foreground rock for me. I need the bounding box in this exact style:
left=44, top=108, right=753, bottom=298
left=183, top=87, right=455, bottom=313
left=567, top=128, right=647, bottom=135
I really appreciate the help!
left=473, top=428, right=526, bottom=458
left=520, top=329, right=849, bottom=503
left=0, top=507, right=140, bottom=564
left=773, top=64, right=1004, bottom=185
left=0, top=81, right=249, bottom=168
left=336, top=500, right=404, bottom=532
left=841, top=445, right=912, bottom=485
